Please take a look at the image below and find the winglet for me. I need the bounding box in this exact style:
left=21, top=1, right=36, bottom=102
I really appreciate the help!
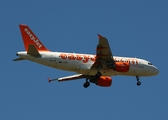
left=97, top=34, right=103, bottom=38
left=48, top=78, right=52, bottom=83
left=19, top=24, right=49, bottom=51
left=48, top=78, right=58, bottom=82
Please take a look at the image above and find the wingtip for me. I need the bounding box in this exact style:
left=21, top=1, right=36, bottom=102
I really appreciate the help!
left=97, top=34, right=103, bottom=38
left=48, top=78, right=52, bottom=83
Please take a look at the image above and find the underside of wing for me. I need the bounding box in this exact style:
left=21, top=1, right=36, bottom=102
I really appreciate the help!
left=91, top=34, right=115, bottom=69
left=48, top=74, right=86, bottom=82
left=48, top=74, right=112, bottom=88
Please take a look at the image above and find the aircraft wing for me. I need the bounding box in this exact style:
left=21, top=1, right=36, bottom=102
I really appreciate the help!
left=48, top=74, right=85, bottom=82
left=91, top=34, right=115, bottom=69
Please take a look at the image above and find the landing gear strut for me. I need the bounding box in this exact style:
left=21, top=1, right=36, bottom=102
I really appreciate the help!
left=83, top=71, right=102, bottom=88
left=96, top=71, right=102, bottom=78
left=83, top=79, right=90, bottom=88
left=136, top=76, right=141, bottom=86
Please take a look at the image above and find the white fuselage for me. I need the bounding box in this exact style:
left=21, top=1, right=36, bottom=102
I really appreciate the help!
left=17, top=51, right=159, bottom=77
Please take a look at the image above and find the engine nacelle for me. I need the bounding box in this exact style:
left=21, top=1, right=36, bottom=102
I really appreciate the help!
left=90, top=76, right=112, bottom=87
left=114, top=62, right=130, bottom=72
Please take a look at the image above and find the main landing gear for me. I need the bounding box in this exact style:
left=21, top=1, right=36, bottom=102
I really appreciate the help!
left=83, top=72, right=102, bottom=88
left=136, top=76, right=141, bottom=86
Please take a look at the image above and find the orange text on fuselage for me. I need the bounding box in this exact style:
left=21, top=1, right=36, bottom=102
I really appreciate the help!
left=59, top=53, right=138, bottom=65
left=60, top=53, right=96, bottom=63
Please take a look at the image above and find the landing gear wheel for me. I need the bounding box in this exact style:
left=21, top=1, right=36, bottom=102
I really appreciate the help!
left=137, top=81, right=141, bottom=86
left=136, top=76, right=141, bottom=86
left=83, top=82, right=90, bottom=88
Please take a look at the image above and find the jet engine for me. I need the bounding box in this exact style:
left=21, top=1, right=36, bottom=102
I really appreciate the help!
left=114, top=62, right=130, bottom=72
left=90, top=76, right=112, bottom=87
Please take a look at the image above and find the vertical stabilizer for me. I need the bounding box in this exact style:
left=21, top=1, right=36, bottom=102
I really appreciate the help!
left=19, top=24, right=49, bottom=51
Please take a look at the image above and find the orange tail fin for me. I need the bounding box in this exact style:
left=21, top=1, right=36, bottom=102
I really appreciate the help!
left=19, top=24, right=49, bottom=51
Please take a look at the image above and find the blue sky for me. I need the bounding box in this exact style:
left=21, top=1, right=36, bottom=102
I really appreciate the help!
left=1, top=0, right=168, bottom=119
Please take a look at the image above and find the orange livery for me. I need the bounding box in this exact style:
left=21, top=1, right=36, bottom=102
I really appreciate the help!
left=14, top=24, right=159, bottom=88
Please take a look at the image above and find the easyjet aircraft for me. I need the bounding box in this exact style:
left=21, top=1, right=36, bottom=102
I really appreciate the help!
left=13, top=24, right=159, bottom=88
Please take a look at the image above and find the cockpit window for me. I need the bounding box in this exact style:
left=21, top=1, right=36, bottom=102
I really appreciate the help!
left=148, top=63, right=153, bottom=65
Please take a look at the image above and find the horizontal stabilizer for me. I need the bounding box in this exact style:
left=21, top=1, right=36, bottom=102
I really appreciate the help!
left=13, top=57, right=25, bottom=61
left=27, top=44, right=41, bottom=57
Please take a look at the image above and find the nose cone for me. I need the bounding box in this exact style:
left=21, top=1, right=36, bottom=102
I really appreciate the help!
left=153, top=66, right=159, bottom=75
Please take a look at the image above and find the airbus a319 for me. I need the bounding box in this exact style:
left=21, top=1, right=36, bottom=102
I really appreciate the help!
left=13, top=25, right=159, bottom=88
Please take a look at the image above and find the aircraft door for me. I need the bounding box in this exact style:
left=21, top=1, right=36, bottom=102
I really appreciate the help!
left=50, top=52, right=57, bottom=67
left=139, top=61, right=144, bottom=68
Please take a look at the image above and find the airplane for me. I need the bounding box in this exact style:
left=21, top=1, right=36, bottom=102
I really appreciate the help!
left=13, top=24, right=159, bottom=88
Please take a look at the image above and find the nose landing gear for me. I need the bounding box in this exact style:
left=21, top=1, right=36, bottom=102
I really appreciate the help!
left=83, top=79, right=90, bottom=88
left=136, top=76, right=141, bottom=86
